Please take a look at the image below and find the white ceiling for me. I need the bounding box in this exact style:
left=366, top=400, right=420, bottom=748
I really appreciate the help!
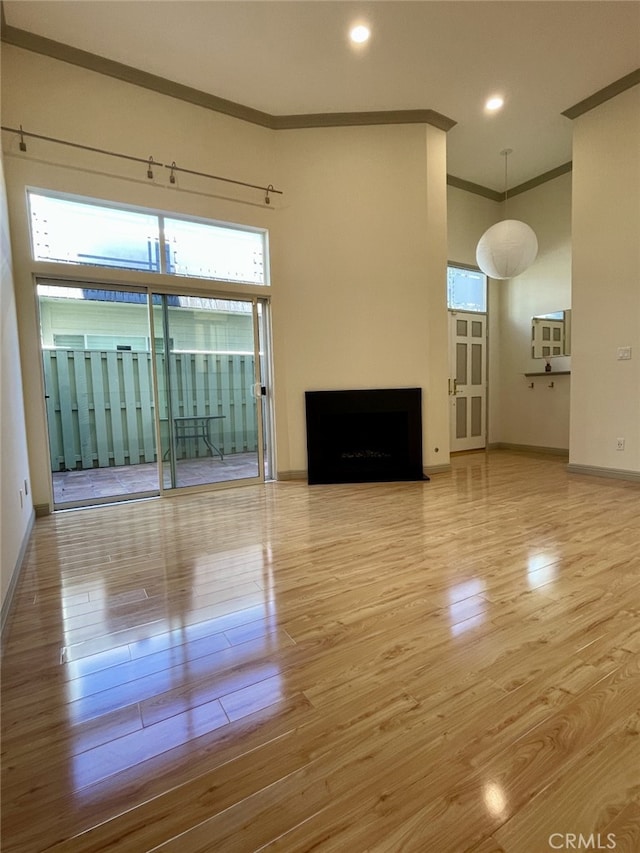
left=4, top=1, right=640, bottom=191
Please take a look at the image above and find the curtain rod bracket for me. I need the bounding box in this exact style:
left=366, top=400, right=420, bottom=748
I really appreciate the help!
left=147, top=156, right=155, bottom=180
left=19, top=125, right=27, bottom=152
left=169, top=162, right=177, bottom=184
left=265, top=184, right=274, bottom=205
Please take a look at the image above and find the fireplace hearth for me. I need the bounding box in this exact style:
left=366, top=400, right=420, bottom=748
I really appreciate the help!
left=305, top=388, right=425, bottom=485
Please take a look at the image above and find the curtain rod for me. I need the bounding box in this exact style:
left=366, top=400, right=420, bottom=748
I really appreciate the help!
left=1, top=124, right=283, bottom=203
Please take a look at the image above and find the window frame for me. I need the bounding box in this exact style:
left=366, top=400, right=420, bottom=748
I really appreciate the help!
left=447, top=263, right=487, bottom=314
left=27, top=188, right=270, bottom=287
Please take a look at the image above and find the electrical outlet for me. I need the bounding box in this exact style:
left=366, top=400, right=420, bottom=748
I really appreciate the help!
left=616, top=438, right=625, bottom=451
left=617, top=347, right=632, bottom=360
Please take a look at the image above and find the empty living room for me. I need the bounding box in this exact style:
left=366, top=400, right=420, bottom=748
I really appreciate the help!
left=1, top=2, right=639, bottom=851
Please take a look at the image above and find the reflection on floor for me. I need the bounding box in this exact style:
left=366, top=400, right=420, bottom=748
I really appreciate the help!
left=4, top=451, right=639, bottom=852
left=52, top=453, right=260, bottom=504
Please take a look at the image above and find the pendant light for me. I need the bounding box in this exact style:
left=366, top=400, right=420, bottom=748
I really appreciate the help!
left=476, top=149, right=538, bottom=280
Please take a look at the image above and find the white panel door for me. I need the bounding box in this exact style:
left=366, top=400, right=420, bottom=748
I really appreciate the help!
left=449, top=311, right=487, bottom=452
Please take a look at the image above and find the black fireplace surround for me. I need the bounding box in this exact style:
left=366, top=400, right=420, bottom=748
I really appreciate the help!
left=305, top=388, right=424, bottom=485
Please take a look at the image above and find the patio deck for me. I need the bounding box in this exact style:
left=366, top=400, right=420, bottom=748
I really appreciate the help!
left=52, top=453, right=261, bottom=506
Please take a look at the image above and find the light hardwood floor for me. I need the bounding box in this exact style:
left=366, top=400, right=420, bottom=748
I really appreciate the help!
left=2, top=451, right=639, bottom=853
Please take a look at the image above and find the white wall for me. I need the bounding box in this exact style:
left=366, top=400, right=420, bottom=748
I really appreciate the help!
left=570, top=85, right=640, bottom=473
left=1, top=154, right=34, bottom=629
left=496, top=172, right=573, bottom=450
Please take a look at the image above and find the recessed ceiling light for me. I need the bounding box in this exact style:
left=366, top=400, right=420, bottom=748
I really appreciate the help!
left=350, top=24, right=371, bottom=44
left=485, top=96, right=504, bottom=112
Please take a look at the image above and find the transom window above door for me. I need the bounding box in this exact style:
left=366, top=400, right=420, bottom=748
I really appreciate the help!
left=28, top=191, right=269, bottom=285
left=447, top=265, right=486, bottom=313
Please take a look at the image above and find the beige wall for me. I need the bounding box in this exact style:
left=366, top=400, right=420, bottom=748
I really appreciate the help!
left=3, top=40, right=637, bottom=528
left=447, top=185, right=502, bottom=445
left=274, top=123, right=449, bottom=474
left=2, top=44, right=450, bottom=508
left=495, top=172, right=572, bottom=450
left=1, top=154, right=34, bottom=626
left=2, top=45, right=277, bottom=508
left=447, top=185, right=499, bottom=267
left=448, top=173, right=573, bottom=453
left=570, top=85, right=640, bottom=473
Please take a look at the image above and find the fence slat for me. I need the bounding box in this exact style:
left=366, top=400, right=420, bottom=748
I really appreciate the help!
left=90, top=352, right=110, bottom=467
left=137, top=353, right=156, bottom=463
left=106, top=352, right=126, bottom=466
left=57, top=352, right=78, bottom=470
left=168, top=354, right=182, bottom=457
left=216, top=356, right=230, bottom=454
left=231, top=356, right=243, bottom=454
left=73, top=351, right=94, bottom=469
left=195, top=354, right=206, bottom=416
left=155, top=353, right=169, bottom=458
left=244, top=356, right=257, bottom=451
left=45, top=350, right=257, bottom=472
left=184, top=355, right=195, bottom=415
left=42, top=352, right=62, bottom=470
left=121, top=352, right=140, bottom=464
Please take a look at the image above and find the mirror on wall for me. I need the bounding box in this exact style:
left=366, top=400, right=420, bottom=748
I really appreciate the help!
left=531, top=310, right=571, bottom=358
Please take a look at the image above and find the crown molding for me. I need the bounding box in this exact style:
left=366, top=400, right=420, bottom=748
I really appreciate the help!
left=562, top=68, right=640, bottom=119
left=0, top=24, right=456, bottom=133
left=273, top=110, right=456, bottom=132
left=508, top=161, right=572, bottom=198
left=448, top=161, right=573, bottom=203
left=1, top=24, right=275, bottom=127
left=446, top=175, right=502, bottom=202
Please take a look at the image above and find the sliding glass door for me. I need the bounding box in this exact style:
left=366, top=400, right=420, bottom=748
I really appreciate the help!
left=152, top=293, right=266, bottom=491
left=39, top=282, right=272, bottom=507
left=38, top=283, right=160, bottom=508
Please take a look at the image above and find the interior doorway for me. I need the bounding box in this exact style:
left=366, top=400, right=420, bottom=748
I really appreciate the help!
left=448, top=311, right=487, bottom=451
left=447, top=265, right=488, bottom=453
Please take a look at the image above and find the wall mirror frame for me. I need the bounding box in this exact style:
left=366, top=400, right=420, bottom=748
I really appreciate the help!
left=531, top=309, right=571, bottom=359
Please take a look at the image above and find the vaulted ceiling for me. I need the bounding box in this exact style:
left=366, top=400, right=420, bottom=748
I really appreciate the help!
left=3, top=1, right=639, bottom=191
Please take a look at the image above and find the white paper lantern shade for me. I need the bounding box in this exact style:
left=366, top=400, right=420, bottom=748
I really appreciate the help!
left=476, top=219, right=538, bottom=280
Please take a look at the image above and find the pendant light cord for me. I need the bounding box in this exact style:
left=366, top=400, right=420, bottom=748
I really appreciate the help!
left=501, top=147, right=512, bottom=216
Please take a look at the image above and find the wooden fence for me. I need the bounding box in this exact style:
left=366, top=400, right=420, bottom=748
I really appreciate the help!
left=43, top=350, right=258, bottom=472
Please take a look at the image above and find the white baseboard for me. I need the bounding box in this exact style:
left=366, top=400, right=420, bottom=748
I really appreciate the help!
left=1, top=509, right=35, bottom=644
left=566, top=463, right=640, bottom=483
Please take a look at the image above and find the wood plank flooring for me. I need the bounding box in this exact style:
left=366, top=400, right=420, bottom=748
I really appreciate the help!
left=1, top=450, right=639, bottom=852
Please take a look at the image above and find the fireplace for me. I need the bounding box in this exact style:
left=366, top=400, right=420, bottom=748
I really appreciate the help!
left=305, top=388, right=425, bottom=485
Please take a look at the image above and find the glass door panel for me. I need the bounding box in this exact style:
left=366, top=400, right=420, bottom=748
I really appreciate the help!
left=257, top=301, right=273, bottom=481
left=37, top=282, right=160, bottom=508
left=153, top=293, right=263, bottom=490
